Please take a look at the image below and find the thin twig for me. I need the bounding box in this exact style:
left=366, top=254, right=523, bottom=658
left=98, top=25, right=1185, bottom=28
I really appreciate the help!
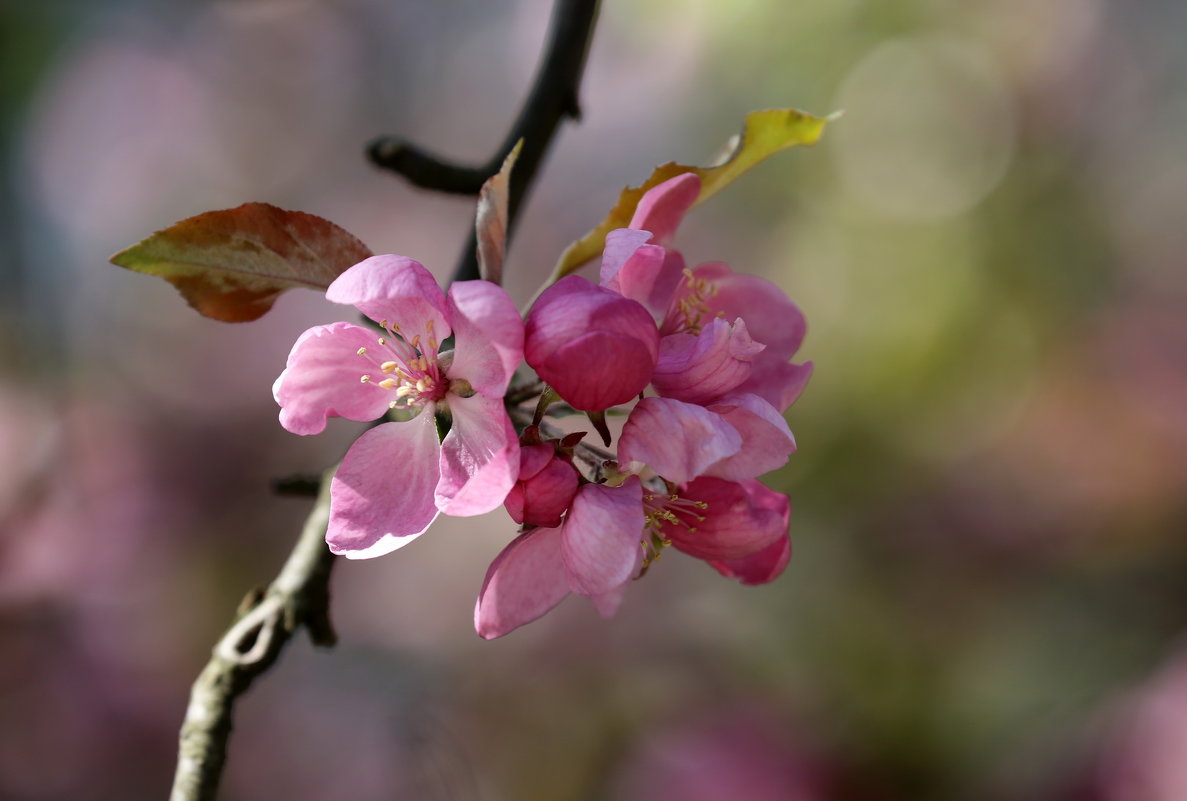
left=367, top=0, right=601, bottom=284
left=168, top=472, right=337, bottom=801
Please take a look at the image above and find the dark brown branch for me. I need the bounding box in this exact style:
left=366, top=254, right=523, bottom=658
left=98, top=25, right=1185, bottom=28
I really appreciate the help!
left=368, top=0, right=601, bottom=283
left=168, top=473, right=337, bottom=801
left=365, top=138, right=488, bottom=195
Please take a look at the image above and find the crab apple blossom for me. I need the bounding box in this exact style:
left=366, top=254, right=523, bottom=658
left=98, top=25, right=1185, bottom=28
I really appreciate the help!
left=524, top=275, right=659, bottom=412
left=475, top=478, right=645, bottom=639
left=651, top=477, right=791, bottom=585
left=273, top=255, right=523, bottom=558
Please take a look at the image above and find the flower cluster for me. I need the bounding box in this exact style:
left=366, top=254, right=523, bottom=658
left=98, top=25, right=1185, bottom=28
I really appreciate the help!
left=275, top=174, right=811, bottom=638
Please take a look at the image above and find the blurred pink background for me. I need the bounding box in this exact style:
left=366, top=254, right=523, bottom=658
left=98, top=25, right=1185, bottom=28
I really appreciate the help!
left=2, top=0, right=1187, bottom=799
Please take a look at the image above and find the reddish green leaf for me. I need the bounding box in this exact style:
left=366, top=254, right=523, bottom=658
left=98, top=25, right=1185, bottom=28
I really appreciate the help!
left=110, top=203, right=373, bottom=322
left=475, top=140, right=522, bottom=286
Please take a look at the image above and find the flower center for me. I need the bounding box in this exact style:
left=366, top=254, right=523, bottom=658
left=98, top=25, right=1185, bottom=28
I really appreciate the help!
left=638, top=491, right=709, bottom=575
left=661, top=268, right=722, bottom=336
left=355, top=319, right=449, bottom=408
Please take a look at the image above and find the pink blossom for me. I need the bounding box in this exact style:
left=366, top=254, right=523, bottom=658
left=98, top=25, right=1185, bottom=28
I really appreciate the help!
left=603, top=173, right=814, bottom=414
left=475, top=478, right=644, bottom=639
left=503, top=443, right=580, bottom=529
left=524, top=275, right=659, bottom=412
left=274, top=255, right=524, bottom=558
left=652, top=477, right=791, bottom=585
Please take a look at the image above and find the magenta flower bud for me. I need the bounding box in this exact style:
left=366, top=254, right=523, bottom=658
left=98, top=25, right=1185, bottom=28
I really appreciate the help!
left=504, top=444, right=580, bottom=529
left=525, top=275, right=659, bottom=412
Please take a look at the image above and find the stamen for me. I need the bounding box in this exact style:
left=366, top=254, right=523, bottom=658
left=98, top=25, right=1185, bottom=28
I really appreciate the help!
left=360, top=375, right=371, bottom=383
left=395, top=386, right=415, bottom=399
left=380, top=361, right=398, bottom=374
left=378, top=378, right=398, bottom=390
left=356, top=347, right=367, bottom=356
left=377, top=337, right=387, bottom=345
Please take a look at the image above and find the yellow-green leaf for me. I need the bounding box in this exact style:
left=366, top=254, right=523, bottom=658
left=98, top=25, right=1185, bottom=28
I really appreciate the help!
left=110, top=203, right=373, bottom=322
left=551, top=108, right=830, bottom=281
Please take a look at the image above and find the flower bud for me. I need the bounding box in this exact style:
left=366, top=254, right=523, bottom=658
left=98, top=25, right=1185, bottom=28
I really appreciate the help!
left=504, top=444, right=580, bottom=529
left=525, top=275, right=659, bottom=412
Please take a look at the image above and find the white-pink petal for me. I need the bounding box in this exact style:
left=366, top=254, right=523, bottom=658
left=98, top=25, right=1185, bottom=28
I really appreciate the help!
left=326, top=255, right=452, bottom=341
left=435, top=393, right=519, bottom=517
left=327, top=415, right=442, bottom=558
left=474, top=526, right=570, bottom=639
left=618, top=397, right=743, bottom=484
left=445, top=280, right=524, bottom=398
left=561, top=479, right=644, bottom=596
left=273, top=322, right=397, bottom=435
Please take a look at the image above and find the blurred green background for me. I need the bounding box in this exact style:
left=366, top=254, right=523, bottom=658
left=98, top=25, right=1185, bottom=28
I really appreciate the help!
left=3, top=1, right=1187, bottom=799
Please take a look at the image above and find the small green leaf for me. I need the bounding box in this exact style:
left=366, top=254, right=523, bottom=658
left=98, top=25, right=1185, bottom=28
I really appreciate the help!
left=551, top=108, right=830, bottom=281
left=111, top=203, right=373, bottom=322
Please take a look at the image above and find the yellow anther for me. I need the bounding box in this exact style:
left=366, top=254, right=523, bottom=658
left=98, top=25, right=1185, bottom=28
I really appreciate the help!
left=410, top=334, right=421, bottom=351
left=428, top=337, right=438, bottom=351
left=389, top=400, right=400, bottom=409
left=378, top=378, right=398, bottom=390
left=396, top=369, right=413, bottom=382
left=360, top=375, right=371, bottom=383
left=380, top=361, right=398, bottom=374
left=357, top=347, right=367, bottom=356
left=395, top=386, right=415, bottom=398
left=415, top=379, right=427, bottom=392
left=425, top=319, right=434, bottom=332
left=377, top=337, right=387, bottom=345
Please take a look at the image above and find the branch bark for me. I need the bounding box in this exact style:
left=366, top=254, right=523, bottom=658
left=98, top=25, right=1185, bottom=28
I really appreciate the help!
left=368, top=0, right=601, bottom=283
left=168, top=473, right=337, bottom=801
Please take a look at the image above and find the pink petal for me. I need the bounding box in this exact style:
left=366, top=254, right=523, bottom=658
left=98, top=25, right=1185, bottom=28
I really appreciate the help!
left=435, top=393, right=519, bottom=516
left=445, top=280, right=524, bottom=398
left=509, top=446, right=580, bottom=529
left=672, top=262, right=805, bottom=360
left=628, top=172, right=701, bottom=246
left=708, top=534, right=791, bottom=586
left=600, top=230, right=685, bottom=317
left=735, top=356, right=814, bottom=413
left=538, top=330, right=657, bottom=412
left=326, top=255, right=452, bottom=341
left=273, top=322, right=397, bottom=435
left=703, top=394, right=796, bottom=481
left=652, top=318, right=764, bottom=405
left=618, top=398, right=742, bottom=484
left=561, top=479, right=644, bottom=596
left=600, top=228, right=654, bottom=288
left=517, top=442, right=555, bottom=481
left=474, top=526, right=570, bottom=639
left=328, top=415, right=441, bottom=558
left=589, top=573, right=636, bottom=618
left=663, top=478, right=789, bottom=561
